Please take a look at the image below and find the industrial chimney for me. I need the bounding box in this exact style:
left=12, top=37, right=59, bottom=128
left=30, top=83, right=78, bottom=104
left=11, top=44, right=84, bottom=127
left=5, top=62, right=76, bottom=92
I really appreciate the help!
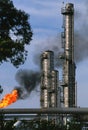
left=61, top=3, right=76, bottom=107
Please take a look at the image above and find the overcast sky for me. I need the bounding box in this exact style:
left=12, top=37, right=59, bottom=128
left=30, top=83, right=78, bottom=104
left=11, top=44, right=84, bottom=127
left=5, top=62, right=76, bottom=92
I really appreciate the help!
left=0, top=0, right=88, bottom=108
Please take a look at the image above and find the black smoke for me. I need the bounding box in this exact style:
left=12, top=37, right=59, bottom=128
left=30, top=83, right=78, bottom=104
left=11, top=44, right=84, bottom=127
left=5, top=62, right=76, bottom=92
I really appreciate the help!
left=15, top=69, right=40, bottom=99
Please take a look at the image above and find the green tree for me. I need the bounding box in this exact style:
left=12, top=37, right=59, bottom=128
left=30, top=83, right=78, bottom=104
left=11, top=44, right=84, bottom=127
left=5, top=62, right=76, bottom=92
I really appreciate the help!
left=0, top=0, right=33, bottom=67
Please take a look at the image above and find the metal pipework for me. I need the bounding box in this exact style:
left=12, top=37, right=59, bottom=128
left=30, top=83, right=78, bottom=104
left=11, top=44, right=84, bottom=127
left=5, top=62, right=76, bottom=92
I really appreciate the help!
left=0, top=108, right=88, bottom=114
left=13, top=120, right=22, bottom=128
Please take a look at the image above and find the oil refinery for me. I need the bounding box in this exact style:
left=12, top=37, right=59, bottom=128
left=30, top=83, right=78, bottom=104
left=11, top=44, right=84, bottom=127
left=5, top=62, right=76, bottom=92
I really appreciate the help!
left=0, top=2, right=88, bottom=130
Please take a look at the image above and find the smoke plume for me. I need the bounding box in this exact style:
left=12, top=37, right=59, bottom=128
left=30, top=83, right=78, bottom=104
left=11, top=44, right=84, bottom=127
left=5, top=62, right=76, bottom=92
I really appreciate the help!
left=15, top=69, right=40, bottom=99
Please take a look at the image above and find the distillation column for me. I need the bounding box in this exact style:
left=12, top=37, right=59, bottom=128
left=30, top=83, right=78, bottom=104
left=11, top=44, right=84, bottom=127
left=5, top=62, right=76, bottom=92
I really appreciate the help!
left=61, top=3, right=76, bottom=107
left=40, top=51, right=60, bottom=108
left=40, top=51, right=54, bottom=108
left=50, top=70, right=60, bottom=108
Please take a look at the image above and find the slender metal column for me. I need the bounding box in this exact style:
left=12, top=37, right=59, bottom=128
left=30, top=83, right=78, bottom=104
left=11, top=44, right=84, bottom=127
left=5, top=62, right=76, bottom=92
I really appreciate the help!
left=61, top=3, right=76, bottom=107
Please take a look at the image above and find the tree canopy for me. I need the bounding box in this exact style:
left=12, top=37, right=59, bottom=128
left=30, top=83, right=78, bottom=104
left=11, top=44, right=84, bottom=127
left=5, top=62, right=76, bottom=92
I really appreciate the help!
left=0, top=0, right=33, bottom=67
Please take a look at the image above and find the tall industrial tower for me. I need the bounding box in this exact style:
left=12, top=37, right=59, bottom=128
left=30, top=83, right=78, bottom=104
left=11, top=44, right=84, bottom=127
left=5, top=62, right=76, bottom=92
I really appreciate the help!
left=40, top=51, right=60, bottom=108
left=61, top=3, right=76, bottom=107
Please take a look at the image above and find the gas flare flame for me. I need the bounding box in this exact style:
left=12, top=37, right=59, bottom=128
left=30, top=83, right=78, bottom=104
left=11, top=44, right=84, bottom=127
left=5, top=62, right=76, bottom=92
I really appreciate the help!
left=0, top=89, right=18, bottom=108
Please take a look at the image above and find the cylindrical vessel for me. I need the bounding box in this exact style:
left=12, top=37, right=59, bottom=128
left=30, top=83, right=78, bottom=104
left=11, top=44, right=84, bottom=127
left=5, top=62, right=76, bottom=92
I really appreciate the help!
left=40, top=51, right=54, bottom=108
left=41, top=50, right=54, bottom=74
left=50, top=70, right=60, bottom=108
left=61, top=3, right=76, bottom=107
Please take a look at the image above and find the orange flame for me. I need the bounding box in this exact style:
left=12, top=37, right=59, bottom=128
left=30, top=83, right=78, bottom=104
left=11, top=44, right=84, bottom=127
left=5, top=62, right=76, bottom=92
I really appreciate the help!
left=0, top=89, right=18, bottom=108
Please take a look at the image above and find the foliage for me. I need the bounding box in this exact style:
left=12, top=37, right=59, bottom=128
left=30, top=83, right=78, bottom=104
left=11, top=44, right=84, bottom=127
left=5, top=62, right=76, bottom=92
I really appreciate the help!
left=0, top=0, right=33, bottom=67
